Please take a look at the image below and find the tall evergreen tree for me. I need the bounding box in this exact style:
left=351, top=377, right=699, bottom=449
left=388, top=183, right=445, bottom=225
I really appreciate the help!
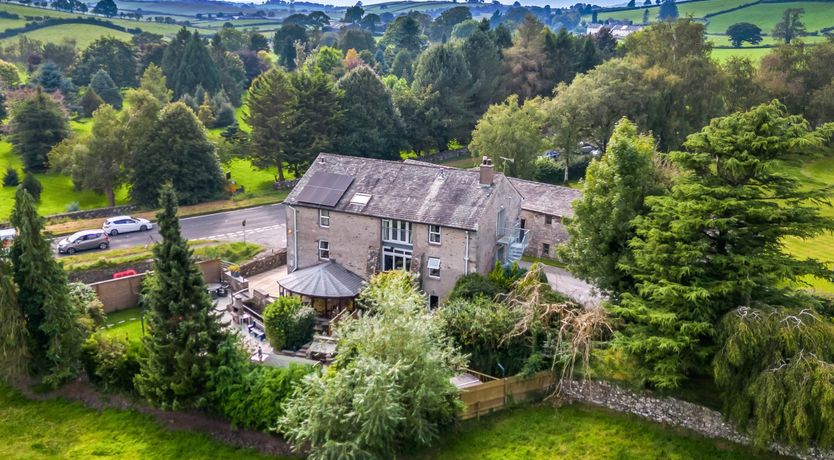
left=10, top=188, right=82, bottom=386
left=273, top=24, right=308, bottom=71
left=559, top=118, right=664, bottom=296
left=89, top=69, right=122, bottom=109
left=379, top=15, right=424, bottom=54
left=462, top=28, right=503, bottom=118
left=139, top=63, right=172, bottom=103
left=336, top=66, right=403, bottom=160
left=285, top=67, right=343, bottom=174
left=0, top=258, right=29, bottom=380
left=35, top=61, right=73, bottom=94
left=612, top=102, right=834, bottom=389
left=245, top=68, right=296, bottom=181
left=162, top=30, right=220, bottom=98
left=130, top=102, right=224, bottom=206
left=412, top=43, right=473, bottom=149
left=134, top=184, right=231, bottom=409
left=10, top=88, right=69, bottom=172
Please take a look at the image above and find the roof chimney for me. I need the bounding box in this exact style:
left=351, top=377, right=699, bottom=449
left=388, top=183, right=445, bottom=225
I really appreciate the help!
left=479, top=156, right=494, bottom=187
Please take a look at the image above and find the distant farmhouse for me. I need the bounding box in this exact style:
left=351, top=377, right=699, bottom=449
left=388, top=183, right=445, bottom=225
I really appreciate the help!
left=587, top=24, right=645, bottom=39
left=283, top=153, right=578, bottom=312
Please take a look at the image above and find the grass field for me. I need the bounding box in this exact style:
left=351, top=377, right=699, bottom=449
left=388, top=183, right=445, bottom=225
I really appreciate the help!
left=711, top=46, right=775, bottom=61
left=0, top=384, right=286, bottom=460
left=101, top=307, right=145, bottom=344
left=591, top=0, right=752, bottom=23
left=0, top=24, right=134, bottom=49
left=415, top=404, right=776, bottom=460
left=364, top=1, right=459, bottom=15
left=706, top=1, right=834, bottom=34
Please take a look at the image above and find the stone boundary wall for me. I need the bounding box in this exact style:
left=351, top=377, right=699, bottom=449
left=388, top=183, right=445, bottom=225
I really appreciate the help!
left=68, top=260, right=155, bottom=284
left=45, top=204, right=139, bottom=224
left=560, top=379, right=834, bottom=460
left=239, top=249, right=287, bottom=277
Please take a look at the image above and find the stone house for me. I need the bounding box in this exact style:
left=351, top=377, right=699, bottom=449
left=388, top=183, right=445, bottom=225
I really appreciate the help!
left=507, top=178, right=582, bottom=260
left=284, top=153, right=527, bottom=308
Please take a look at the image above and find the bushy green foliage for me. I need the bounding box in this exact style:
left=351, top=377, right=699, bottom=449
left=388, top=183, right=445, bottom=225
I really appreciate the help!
left=280, top=271, right=465, bottom=459
left=560, top=118, right=663, bottom=296
left=612, top=102, right=834, bottom=389
left=436, top=296, right=527, bottom=376
left=2, top=167, right=19, bottom=187
left=67, top=282, right=105, bottom=335
left=448, top=272, right=504, bottom=301
left=207, top=339, right=310, bottom=430
left=487, top=260, right=526, bottom=291
left=714, top=307, right=834, bottom=448
left=80, top=87, right=103, bottom=117
left=162, top=29, right=220, bottom=98
left=336, top=65, right=403, bottom=160
left=81, top=333, right=140, bottom=393
left=263, top=296, right=315, bottom=351
left=71, top=36, right=136, bottom=87
left=245, top=67, right=295, bottom=181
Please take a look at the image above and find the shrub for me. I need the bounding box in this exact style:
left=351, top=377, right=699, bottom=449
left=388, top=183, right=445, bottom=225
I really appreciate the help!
left=448, top=272, right=504, bottom=301
left=20, top=172, right=42, bottom=201
left=80, top=88, right=104, bottom=117
left=534, top=155, right=591, bottom=185
left=487, top=260, right=526, bottom=291
left=3, top=167, right=19, bottom=187
left=81, top=334, right=141, bottom=393
left=263, top=296, right=315, bottom=351
left=207, top=339, right=311, bottom=430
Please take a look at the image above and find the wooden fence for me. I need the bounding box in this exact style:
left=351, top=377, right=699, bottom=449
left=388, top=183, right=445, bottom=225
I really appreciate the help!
left=459, top=371, right=554, bottom=420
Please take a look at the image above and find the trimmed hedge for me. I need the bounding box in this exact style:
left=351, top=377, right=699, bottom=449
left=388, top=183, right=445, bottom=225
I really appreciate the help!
left=0, top=17, right=142, bottom=40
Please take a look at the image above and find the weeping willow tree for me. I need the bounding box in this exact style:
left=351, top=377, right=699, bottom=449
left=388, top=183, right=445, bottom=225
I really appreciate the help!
left=502, top=264, right=611, bottom=390
left=714, top=306, right=834, bottom=448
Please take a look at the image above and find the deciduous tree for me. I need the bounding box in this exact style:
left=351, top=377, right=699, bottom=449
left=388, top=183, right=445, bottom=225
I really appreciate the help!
left=772, top=8, right=806, bottom=44
left=71, top=36, right=136, bottom=87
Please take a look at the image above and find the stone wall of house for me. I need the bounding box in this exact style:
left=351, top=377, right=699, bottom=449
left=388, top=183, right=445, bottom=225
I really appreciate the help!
left=521, top=209, right=569, bottom=259
left=239, top=249, right=287, bottom=277
left=561, top=379, right=833, bottom=460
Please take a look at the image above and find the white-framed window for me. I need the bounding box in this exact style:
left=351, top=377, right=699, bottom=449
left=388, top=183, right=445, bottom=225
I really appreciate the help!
left=382, top=219, right=413, bottom=245
left=427, top=257, right=441, bottom=278
left=318, top=240, right=330, bottom=260
left=428, top=225, right=441, bottom=244
left=383, top=245, right=412, bottom=271
left=496, top=208, right=506, bottom=237
left=319, top=209, right=330, bottom=227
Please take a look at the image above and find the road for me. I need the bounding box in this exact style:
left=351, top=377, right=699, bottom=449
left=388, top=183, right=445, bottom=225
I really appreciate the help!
left=56, top=204, right=287, bottom=254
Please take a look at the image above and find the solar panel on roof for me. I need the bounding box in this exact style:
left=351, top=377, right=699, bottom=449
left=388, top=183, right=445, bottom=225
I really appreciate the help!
left=296, top=172, right=354, bottom=207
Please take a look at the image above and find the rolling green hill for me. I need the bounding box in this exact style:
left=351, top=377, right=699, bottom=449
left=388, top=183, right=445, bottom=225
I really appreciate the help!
left=705, top=1, right=834, bottom=34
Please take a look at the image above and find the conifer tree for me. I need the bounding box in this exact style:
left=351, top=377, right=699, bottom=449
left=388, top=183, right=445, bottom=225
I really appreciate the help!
left=10, top=187, right=82, bottom=386
left=9, top=88, right=69, bottom=172
left=135, top=184, right=230, bottom=409
left=245, top=68, right=296, bottom=181
left=80, top=87, right=104, bottom=117
left=336, top=66, right=403, bottom=160
left=612, top=102, right=834, bottom=389
left=197, top=93, right=216, bottom=127
left=130, top=102, right=224, bottom=206
left=285, top=67, right=343, bottom=174
left=0, top=258, right=29, bottom=380
left=139, top=63, right=172, bottom=103
left=89, top=69, right=122, bottom=109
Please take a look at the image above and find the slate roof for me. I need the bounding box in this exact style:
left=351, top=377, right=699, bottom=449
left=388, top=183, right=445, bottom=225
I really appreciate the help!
left=278, top=261, right=365, bottom=298
left=508, top=178, right=582, bottom=217
left=285, top=153, right=513, bottom=231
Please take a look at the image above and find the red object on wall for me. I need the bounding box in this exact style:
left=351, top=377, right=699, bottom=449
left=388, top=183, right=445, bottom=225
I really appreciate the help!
left=112, top=269, right=138, bottom=279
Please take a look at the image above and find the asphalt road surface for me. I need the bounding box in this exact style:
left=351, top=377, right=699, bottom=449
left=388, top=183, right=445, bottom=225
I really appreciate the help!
left=56, top=203, right=286, bottom=255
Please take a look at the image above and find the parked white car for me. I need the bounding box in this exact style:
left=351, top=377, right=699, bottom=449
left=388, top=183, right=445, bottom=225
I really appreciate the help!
left=102, top=215, right=153, bottom=236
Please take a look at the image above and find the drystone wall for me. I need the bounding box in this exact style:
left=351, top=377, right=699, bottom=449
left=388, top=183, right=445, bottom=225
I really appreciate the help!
left=561, top=379, right=834, bottom=460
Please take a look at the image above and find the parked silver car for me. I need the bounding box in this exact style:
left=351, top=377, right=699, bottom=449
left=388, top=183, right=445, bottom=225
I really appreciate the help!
left=57, top=230, right=109, bottom=255
left=102, top=215, right=153, bottom=236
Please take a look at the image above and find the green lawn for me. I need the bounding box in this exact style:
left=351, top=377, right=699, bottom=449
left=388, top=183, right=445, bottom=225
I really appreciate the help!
left=705, top=1, right=834, bottom=34
left=0, top=384, right=287, bottom=460
left=587, top=0, right=752, bottom=23
left=417, top=404, right=775, bottom=460
left=710, top=46, right=774, bottom=62
left=100, top=307, right=145, bottom=345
